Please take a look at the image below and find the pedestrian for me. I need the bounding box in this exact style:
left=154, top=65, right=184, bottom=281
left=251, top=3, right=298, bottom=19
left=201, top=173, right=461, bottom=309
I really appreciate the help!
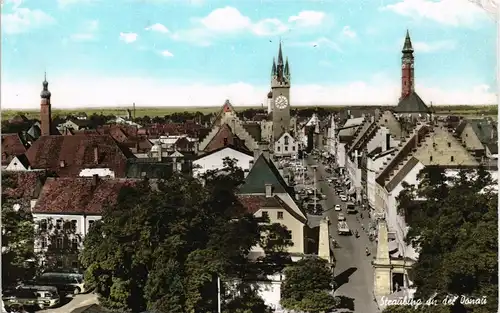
left=360, top=212, right=363, bottom=219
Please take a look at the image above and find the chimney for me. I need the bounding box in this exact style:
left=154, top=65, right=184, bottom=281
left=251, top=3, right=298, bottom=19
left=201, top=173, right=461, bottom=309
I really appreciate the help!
left=386, top=133, right=391, bottom=151
left=265, top=183, right=273, bottom=197
left=94, top=147, right=99, bottom=164
left=92, top=174, right=99, bottom=187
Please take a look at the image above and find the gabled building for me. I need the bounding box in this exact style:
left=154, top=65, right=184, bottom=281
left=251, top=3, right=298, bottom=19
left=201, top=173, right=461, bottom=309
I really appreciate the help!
left=9, top=134, right=135, bottom=177
left=237, top=153, right=307, bottom=259
left=273, top=132, right=299, bottom=157
left=32, top=176, right=137, bottom=268
left=1, top=133, right=29, bottom=168
left=193, top=145, right=254, bottom=177
left=199, top=100, right=260, bottom=152
left=335, top=116, right=365, bottom=170
left=203, top=124, right=250, bottom=153
left=455, top=118, right=498, bottom=159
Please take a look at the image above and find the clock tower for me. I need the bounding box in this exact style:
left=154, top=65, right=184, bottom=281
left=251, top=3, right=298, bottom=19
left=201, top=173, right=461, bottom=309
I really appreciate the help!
left=270, top=41, right=291, bottom=141
left=400, top=30, right=414, bottom=101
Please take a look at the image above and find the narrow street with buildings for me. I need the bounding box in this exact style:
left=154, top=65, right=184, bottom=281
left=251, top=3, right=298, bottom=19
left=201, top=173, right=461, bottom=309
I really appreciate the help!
left=306, top=155, right=380, bottom=313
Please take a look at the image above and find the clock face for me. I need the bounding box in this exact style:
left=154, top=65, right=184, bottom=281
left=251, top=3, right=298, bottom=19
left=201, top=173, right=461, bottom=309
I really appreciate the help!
left=275, top=95, right=288, bottom=109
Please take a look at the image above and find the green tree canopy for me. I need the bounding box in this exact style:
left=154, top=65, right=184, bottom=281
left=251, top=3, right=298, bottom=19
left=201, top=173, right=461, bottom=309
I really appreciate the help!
left=280, top=256, right=337, bottom=313
left=396, top=166, right=498, bottom=313
left=81, top=159, right=292, bottom=313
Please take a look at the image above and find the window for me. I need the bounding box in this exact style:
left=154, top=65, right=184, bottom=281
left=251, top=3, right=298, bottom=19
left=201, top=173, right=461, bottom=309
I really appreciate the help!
left=451, top=156, right=454, bottom=162
left=286, top=230, right=292, bottom=240
left=41, top=237, right=47, bottom=249
left=56, top=219, right=63, bottom=230
left=292, top=146, right=296, bottom=151
left=262, top=211, right=269, bottom=219
left=71, top=238, right=78, bottom=250
left=277, top=211, right=284, bottom=219
left=430, top=156, right=433, bottom=162
left=285, top=146, right=288, bottom=151
left=277, top=146, right=281, bottom=152
left=447, top=142, right=451, bottom=148
left=284, top=136, right=289, bottom=145
left=88, top=220, right=94, bottom=229
left=39, top=219, right=47, bottom=231
left=71, top=220, right=77, bottom=231
left=56, top=237, right=63, bottom=249
left=223, top=138, right=228, bottom=146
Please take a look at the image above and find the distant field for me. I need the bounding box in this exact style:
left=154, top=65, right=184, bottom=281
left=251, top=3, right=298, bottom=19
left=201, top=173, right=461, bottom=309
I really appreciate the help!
left=1, top=105, right=497, bottom=120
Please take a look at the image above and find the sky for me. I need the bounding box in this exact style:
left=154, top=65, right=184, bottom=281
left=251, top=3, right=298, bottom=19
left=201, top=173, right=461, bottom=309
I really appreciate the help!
left=0, top=0, right=497, bottom=109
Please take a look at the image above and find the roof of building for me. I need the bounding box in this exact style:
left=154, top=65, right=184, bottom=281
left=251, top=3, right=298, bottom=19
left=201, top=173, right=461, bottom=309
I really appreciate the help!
left=125, top=159, right=190, bottom=178
left=24, top=134, right=135, bottom=177
left=1, top=133, right=28, bottom=165
left=337, top=117, right=365, bottom=138
left=70, top=304, right=114, bottom=313
left=194, top=144, right=253, bottom=160
left=242, top=123, right=262, bottom=142
left=239, top=154, right=292, bottom=195
left=236, top=194, right=307, bottom=223
left=2, top=170, right=48, bottom=199
left=204, top=124, right=250, bottom=153
left=393, top=92, right=431, bottom=113
left=33, top=177, right=137, bottom=215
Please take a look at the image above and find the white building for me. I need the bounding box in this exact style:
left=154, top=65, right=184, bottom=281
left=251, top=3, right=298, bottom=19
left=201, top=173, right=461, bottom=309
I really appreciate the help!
left=193, top=146, right=254, bottom=177
left=273, top=132, right=299, bottom=157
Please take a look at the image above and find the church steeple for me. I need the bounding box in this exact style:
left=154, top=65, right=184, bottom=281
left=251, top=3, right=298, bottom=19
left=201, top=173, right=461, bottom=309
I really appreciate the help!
left=40, top=72, right=52, bottom=136
left=271, top=41, right=289, bottom=86
left=400, top=30, right=415, bottom=100
left=277, top=40, right=284, bottom=65
left=284, top=57, right=290, bottom=78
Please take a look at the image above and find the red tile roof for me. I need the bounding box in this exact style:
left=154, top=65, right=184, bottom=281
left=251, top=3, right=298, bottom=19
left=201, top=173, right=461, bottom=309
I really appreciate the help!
left=33, top=177, right=137, bottom=214
left=24, top=134, right=134, bottom=177
left=236, top=195, right=281, bottom=214
left=2, top=133, right=28, bottom=166
left=2, top=171, right=47, bottom=199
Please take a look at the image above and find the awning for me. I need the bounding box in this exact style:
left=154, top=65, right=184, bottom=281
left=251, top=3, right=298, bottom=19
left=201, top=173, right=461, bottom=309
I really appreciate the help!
left=388, top=240, right=399, bottom=253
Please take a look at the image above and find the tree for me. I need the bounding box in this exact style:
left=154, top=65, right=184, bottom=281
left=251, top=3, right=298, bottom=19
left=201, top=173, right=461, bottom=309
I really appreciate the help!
left=280, top=256, right=337, bottom=313
left=1, top=173, right=38, bottom=288
left=81, top=160, right=292, bottom=313
left=396, top=166, right=498, bottom=313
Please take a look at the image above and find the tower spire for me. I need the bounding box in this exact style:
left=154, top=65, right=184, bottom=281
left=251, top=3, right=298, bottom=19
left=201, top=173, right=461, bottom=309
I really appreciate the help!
left=402, top=29, right=413, bottom=53
left=41, top=72, right=51, bottom=99
left=277, top=39, right=284, bottom=65
left=284, top=56, right=290, bottom=77
left=272, top=57, right=277, bottom=76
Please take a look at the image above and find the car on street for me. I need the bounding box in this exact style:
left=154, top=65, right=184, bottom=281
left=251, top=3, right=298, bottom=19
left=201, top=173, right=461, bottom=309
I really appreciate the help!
left=334, top=204, right=341, bottom=211
left=336, top=188, right=343, bottom=194
left=338, top=213, right=346, bottom=221
left=339, top=194, right=347, bottom=202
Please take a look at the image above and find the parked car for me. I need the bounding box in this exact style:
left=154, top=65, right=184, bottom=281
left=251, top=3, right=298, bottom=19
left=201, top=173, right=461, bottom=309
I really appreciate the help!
left=339, top=194, right=347, bottom=202
left=334, top=204, right=341, bottom=211
left=338, top=213, right=346, bottom=221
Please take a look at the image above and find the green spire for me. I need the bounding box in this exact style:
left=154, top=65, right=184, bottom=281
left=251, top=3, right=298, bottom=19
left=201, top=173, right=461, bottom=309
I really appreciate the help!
left=284, top=57, right=290, bottom=77
left=402, top=29, right=413, bottom=53
left=272, top=57, right=277, bottom=76
left=277, top=40, right=284, bottom=65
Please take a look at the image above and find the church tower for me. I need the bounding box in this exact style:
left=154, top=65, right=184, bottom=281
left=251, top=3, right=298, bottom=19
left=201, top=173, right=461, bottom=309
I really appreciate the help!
left=40, top=73, right=52, bottom=136
left=400, top=30, right=414, bottom=101
left=270, top=41, right=291, bottom=141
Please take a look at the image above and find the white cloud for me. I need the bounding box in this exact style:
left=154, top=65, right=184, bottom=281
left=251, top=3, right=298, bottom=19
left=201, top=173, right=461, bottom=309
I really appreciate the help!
left=1, top=6, right=55, bottom=34
left=288, top=11, right=326, bottom=27
left=413, top=40, right=456, bottom=52
left=382, top=0, right=488, bottom=27
left=2, top=75, right=494, bottom=109
left=145, top=23, right=169, bottom=33
left=70, top=20, right=99, bottom=41
left=341, top=26, right=356, bottom=38
left=58, top=0, right=99, bottom=7
left=290, top=37, right=342, bottom=52
left=171, top=7, right=326, bottom=46
left=160, top=50, right=174, bottom=57
left=119, top=32, right=138, bottom=43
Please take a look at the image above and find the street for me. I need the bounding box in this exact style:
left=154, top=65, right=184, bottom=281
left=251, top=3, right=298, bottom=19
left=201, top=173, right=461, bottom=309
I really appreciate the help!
left=306, top=155, right=380, bottom=313
left=38, top=293, right=98, bottom=313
